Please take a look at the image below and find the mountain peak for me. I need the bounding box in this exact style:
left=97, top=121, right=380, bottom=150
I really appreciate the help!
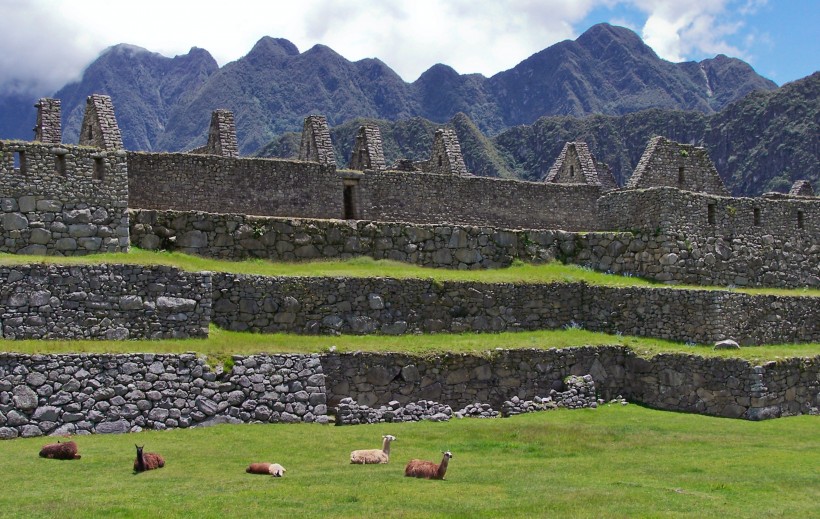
left=246, top=36, right=300, bottom=60
left=576, top=23, right=657, bottom=58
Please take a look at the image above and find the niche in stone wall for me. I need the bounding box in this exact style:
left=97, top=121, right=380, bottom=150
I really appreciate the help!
left=678, top=166, right=685, bottom=185
left=343, top=179, right=359, bottom=219
left=93, top=157, right=105, bottom=180
left=797, top=210, right=804, bottom=229
left=55, top=154, right=66, bottom=176
left=708, top=203, right=715, bottom=225
left=754, top=207, right=761, bottom=226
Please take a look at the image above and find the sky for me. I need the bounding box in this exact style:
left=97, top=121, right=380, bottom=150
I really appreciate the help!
left=1, top=0, right=818, bottom=96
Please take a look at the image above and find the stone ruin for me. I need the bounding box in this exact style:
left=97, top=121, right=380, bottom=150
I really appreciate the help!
left=790, top=180, right=815, bottom=197
left=298, top=114, right=335, bottom=165
left=545, top=141, right=618, bottom=191
left=78, top=94, right=123, bottom=150
left=190, top=109, right=239, bottom=157
left=347, top=124, right=386, bottom=171
left=626, top=135, right=729, bottom=196
left=33, top=98, right=61, bottom=145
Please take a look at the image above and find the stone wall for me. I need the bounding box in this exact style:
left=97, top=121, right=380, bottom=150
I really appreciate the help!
left=0, top=352, right=326, bottom=439
left=0, top=140, right=129, bottom=255
left=356, top=171, right=605, bottom=230
left=127, top=153, right=605, bottom=231
left=322, top=347, right=628, bottom=409
left=624, top=353, right=819, bottom=419
left=0, top=264, right=210, bottom=340
left=626, top=136, right=729, bottom=196
left=1, top=348, right=813, bottom=438
left=600, top=187, right=819, bottom=237
left=127, top=152, right=342, bottom=218
left=324, top=348, right=819, bottom=420
left=129, top=210, right=820, bottom=288
left=210, top=274, right=820, bottom=345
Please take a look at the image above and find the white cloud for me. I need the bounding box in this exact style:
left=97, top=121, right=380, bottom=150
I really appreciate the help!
left=630, top=0, right=753, bottom=62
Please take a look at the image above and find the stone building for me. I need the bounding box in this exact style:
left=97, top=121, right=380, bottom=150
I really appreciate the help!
left=347, top=124, right=386, bottom=171
left=298, top=115, right=335, bottom=165
left=189, top=109, right=238, bottom=157
left=545, top=141, right=618, bottom=191
left=78, top=94, right=123, bottom=151
left=626, top=135, right=730, bottom=196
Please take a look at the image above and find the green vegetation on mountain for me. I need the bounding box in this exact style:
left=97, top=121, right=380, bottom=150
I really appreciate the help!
left=261, top=73, right=818, bottom=196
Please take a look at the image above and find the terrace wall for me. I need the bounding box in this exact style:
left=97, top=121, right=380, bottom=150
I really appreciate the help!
left=0, top=349, right=815, bottom=439
left=0, top=264, right=210, bottom=340
left=0, top=141, right=129, bottom=255
left=0, top=353, right=326, bottom=439
left=210, top=274, right=820, bottom=345
left=324, top=349, right=819, bottom=419
left=129, top=210, right=820, bottom=288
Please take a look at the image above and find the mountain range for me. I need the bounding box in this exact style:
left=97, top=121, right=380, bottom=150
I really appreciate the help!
left=0, top=23, right=814, bottom=196
left=1, top=24, right=776, bottom=152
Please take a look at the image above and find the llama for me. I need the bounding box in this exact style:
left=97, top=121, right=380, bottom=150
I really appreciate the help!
left=133, top=444, right=165, bottom=472
left=39, top=440, right=81, bottom=460
left=246, top=462, right=286, bottom=477
left=350, top=434, right=396, bottom=464
left=404, top=451, right=453, bottom=480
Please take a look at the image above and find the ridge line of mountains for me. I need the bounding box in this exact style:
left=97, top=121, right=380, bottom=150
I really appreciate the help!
left=0, top=23, right=817, bottom=196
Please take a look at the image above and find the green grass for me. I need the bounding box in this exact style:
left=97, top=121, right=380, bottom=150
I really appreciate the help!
left=2, top=249, right=818, bottom=297
left=0, top=406, right=816, bottom=518
left=1, top=326, right=817, bottom=365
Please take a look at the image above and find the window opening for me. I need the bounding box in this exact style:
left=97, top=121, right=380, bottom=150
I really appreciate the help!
left=678, top=166, right=685, bottom=184
left=93, top=157, right=105, bottom=180
left=56, top=154, right=66, bottom=176
left=14, top=151, right=26, bottom=174
left=707, top=204, right=715, bottom=225
left=569, top=165, right=575, bottom=178
left=438, top=155, right=443, bottom=167
left=753, top=207, right=761, bottom=226
left=797, top=211, right=804, bottom=229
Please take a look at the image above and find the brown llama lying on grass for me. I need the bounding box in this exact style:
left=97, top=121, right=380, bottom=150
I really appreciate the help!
left=39, top=440, right=81, bottom=460
left=133, top=444, right=165, bottom=472
left=404, top=451, right=453, bottom=480
left=246, top=462, right=286, bottom=477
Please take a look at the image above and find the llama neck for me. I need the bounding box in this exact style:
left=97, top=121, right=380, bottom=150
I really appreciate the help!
left=437, top=457, right=449, bottom=478
left=137, top=451, right=145, bottom=471
left=382, top=438, right=391, bottom=456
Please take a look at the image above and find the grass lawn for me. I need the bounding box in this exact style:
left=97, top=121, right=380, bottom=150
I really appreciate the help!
left=0, top=405, right=816, bottom=518
left=1, top=249, right=818, bottom=297
left=1, top=326, right=818, bottom=366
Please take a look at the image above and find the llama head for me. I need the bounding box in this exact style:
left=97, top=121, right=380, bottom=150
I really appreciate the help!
left=383, top=435, right=396, bottom=442
left=441, top=451, right=453, bottom=459
left=135, top=444, right=144, bottom=455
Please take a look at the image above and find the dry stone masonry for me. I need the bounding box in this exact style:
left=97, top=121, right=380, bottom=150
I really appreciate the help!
left=0, top=141, right=129, bottom=255
left=626, top=136, right=729, bottom=196
left=0, top=353, right=327, bottom=439
left=0, top=264, right=210, bottom=340
left=0, top=347, right=815, bottom=438
left=0, top=94, right=818, bottom=432
left=33, top=98, right=61, bottom=145
left=78, top=95, right=123, bottom=151
left=347, top=124, right=386, bottom=171
left=189, top=110, right=239, bottom=158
